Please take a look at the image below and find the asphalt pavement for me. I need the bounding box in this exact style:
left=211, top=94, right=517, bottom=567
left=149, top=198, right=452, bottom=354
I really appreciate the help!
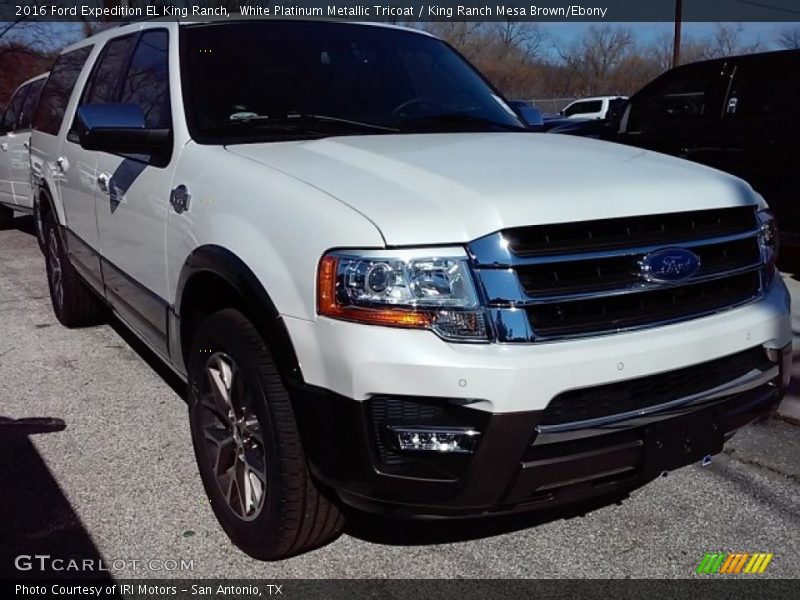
left=1, top=215, right=798, bottom=579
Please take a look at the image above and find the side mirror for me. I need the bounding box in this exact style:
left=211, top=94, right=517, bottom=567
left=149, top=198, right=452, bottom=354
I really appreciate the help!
left=517, top=106, right=544, bottom=130
left=77, top=103, right=170, bottom=156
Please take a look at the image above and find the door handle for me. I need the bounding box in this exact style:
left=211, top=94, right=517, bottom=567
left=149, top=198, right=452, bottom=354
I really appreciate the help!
left=0, top=143, right=7, bottom=152
left=97, top=172, right=110, bottom=194
left=23, top=141, right=29, bottom=150
left=55, top=156, right=69, bottom=172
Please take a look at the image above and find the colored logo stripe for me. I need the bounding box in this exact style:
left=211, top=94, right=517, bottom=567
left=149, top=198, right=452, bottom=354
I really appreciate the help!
left=697, top=553, right=725, bottom=574
left=697, top=552, right=773, bottom=574
left=745, top=553, right=773, bottom=573
left=720, top=553, right=748, bottom=573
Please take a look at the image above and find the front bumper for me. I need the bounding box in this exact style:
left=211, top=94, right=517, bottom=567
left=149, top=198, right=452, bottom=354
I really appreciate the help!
left=285, top=279, right=792, bottom=517
left=285, top=279, right=791, bottom=414
left=291, top=342, right=791, bottom=517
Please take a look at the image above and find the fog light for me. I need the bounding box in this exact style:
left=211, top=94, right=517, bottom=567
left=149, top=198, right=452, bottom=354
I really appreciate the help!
left=386, top=426, right=480, bottom=453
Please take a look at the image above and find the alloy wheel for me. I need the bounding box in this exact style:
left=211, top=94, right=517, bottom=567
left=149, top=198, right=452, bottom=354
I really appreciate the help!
left=198, top=352, right=267, bottom=521
left=47, top=228, right=64, bottom=309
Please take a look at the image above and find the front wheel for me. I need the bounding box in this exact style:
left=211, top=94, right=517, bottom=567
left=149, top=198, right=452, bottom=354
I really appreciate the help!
left=187, top=309, right=344, bottom=560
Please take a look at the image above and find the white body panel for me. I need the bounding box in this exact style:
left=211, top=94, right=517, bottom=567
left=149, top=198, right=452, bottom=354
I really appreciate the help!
left=2, top=130, right=33, bottom=207
left=0, top=132, right=14, bottom=206
left=286, top=279, right=792, bottom=413
left=31, top=131, right=67, bottom=225
left=167, top=142, right=385, bottom=318
left=57, top=138, right=100, bottom=250
left=227, top=132, right=762, bottom=247
left=93, top=24, right=181, bottom=302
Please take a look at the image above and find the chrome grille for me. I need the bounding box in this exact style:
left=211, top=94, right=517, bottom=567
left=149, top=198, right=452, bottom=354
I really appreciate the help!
left=468, top=207, right=765, bottom=342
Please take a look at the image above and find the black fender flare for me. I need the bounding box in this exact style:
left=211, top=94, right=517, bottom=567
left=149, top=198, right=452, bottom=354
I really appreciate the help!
left=174, top=245, right=303, bottom=386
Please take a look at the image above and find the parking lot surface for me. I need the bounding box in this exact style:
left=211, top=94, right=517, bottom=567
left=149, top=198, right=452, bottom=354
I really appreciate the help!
left=1, top=217, right=798, bottom=579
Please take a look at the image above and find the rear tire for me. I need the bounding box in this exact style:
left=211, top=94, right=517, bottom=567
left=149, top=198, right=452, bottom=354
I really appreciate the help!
left=0, top=205, right=13, bottom=230
left=43, top=213, right=104, bottom=327
left=187, top=309, right=344, bottom=560
left=34, top=199, right=47, bottom=253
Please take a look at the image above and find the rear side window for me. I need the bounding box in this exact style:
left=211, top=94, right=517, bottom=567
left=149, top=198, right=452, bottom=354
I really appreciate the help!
left=726, top=56, right=800, bottom=118
left=34, top=45, right=92, bottom=135
left=18, top=78, right=45, bottom=130
left=564, top=100, right=603, bottom=116
left=120, top=30, right=171, bottom=128
left=1, top=83, right=29, bottom=131
left=84, top=35, right=137, bottom=104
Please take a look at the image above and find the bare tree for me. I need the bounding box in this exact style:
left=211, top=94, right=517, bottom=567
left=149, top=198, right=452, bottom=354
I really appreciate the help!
left=778, top=27, right=800, bottom=49
left=553, top=25, right=634, bottom=96
left=703, top=23, right=761, bottom=59
left=423, top=22, right=487, bottom=57
left=648, top=32, right=675, bottom=72
left=492, top=20, right=547, bottom=60
left=582, top=25, right=635, bottom=80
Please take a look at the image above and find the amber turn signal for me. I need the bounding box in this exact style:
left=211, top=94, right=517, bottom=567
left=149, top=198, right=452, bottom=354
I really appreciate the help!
left=317, top=255, right=431, bottom=328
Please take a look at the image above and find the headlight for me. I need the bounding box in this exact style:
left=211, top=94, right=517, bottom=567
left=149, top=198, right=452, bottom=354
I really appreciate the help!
left=318, top=248, right=488, bottom=341
left=757, top=209, right=779, bottom=287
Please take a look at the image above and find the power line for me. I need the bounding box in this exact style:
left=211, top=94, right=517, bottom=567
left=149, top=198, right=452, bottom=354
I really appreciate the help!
left=728, top=0, right=800, bottom=17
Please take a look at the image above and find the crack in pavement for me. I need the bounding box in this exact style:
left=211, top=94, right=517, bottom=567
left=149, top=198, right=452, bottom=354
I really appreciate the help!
left=723, top=447, right=800, bottom=483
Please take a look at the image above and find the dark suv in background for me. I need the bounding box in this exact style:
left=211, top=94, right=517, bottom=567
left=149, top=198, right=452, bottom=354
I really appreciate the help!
left=551, top=49, right=800, bottom=256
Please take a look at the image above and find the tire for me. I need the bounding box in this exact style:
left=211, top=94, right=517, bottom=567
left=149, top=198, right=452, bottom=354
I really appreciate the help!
left=187, top=308, right=344, bottom=560
left=0, top=204, right=13, bottom=230
left=43, top=213, right=104, bottom=327
left=34, top=200, right=47, bottom=253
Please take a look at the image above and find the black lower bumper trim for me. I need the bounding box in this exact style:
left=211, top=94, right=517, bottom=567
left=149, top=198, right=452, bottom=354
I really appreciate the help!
left=289, top=346, right=787, bottom=519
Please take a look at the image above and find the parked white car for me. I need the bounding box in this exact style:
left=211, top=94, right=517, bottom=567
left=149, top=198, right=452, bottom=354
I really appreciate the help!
left=0, top=72, right=47, bottom=229
left=560, top=95, right=628, bottom=120
left=30, top=19, right=792, bottom=560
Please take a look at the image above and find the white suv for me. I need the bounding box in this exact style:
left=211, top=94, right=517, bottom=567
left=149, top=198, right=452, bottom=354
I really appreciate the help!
left=560, top=95, right=628, bottom=120
left=0, top=72, right=47, bottom=231
left=30, top=20, right=792, bottom=560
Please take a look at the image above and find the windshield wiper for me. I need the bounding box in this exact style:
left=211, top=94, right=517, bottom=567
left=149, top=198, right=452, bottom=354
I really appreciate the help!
left=396, top=112, right=525, bottom=132
left=216, top=112, right=398, bottom=134
left=283, top=113, right=399, bottom=133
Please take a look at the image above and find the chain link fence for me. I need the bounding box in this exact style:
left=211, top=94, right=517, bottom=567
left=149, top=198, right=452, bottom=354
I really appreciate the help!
left=528, top=98, right=577, bottom=116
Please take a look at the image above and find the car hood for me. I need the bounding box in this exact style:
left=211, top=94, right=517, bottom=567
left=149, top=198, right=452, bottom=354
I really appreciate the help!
left=226, top=133, right=758, bottom=246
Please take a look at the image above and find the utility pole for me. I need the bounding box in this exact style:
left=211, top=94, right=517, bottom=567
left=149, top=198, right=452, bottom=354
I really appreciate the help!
left=672, top=0, right=683, bottom=68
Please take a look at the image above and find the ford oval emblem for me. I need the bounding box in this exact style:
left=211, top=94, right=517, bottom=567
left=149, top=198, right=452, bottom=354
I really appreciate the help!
left=639, top=248, right=701, bottom=283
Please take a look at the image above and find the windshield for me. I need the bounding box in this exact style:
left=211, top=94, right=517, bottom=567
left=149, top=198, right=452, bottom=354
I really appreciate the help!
left=182, top=21, right=525, bottom=143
